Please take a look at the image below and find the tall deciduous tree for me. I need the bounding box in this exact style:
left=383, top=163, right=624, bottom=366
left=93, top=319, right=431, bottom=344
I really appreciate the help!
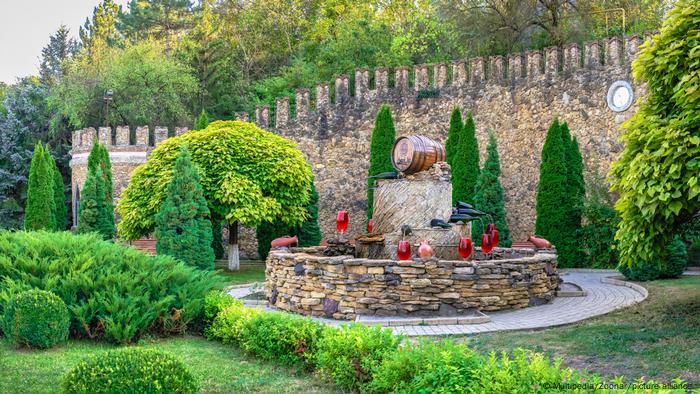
left=445, top=107, right=462, bottom=171
left=473, top=133, right=511, bottom=247
left=367, top=105, right=396, bottom=220
left=155, top=146, right=214, bottom=270
left=118, top=121, right=313, bottom=270
left=452, top=112, right=479, bottom=205
left=611, top=0, right=700, bottom=271
left=24, top=143, right=56, bottom=230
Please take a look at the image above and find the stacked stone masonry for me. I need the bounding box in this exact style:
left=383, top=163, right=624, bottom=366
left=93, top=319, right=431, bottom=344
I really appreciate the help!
left=71, top=34, right=652, bottom=257
left=266, top=246, right=560, bottom=320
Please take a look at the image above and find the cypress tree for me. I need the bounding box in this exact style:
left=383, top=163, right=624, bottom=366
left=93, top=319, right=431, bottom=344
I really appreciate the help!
left=535, top=120, right=569, bottom=253
left=77, top=166, right=110, bottom=238
left=194, top=110, right=209, bottom=130
left=556, top=122, right=586, bottom=266
left=24, top=143, right=56, bottom=230
left=473, top=133, right=511, bottom=247
left=155, top=146, right=214, bottom=270
left=452, top=112, right=480, bottom=204
left=367, top=105, right=396, bottom=219
left=86, top=142, right=115, bottom=238
left=88, top=142, right=113, bottom=200
left=445, top=107, right=462, bottom=170
left=50, top=153, right=67, bottom=230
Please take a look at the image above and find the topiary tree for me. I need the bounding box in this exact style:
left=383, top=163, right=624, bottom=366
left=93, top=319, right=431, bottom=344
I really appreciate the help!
left=445, top=107, right=462, bottom=170
left=50, top=153, right=67, bottom=231
left=611, top=0, right=700, bottom=271
left=24, top=143, right=56, bottom=230
left=367, top=105, right=396, bottom=220
left=118, top=121, right=313, bottom=271
left=452, top=112, right=479, bottom=205
left=472, top=133, right=511, bottom=247
left=2, top=289, right=69, bottom=349
left=155, top=146, right=214, bottom=270
left=194, top=109, right=209, bottom=130
left=535, top=120, right=568, bottom=250
left=256, top=178, right=322, bottom=260
left=557, top=122, right=585, bottom=266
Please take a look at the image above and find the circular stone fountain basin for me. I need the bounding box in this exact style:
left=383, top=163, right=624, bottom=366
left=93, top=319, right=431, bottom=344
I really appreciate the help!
left=265, top=246, right=560, bottom=320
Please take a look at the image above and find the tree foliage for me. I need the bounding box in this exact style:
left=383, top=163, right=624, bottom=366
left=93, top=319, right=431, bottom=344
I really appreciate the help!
left=473, top=133, right=511, bottom=247
left=557, top=122, right=585, bottom=266
left=193, top=109, right=209, bottom=130
left=155, top=146, right=214, bottom=270
left=51, top=153, right=67, bottom=230
left=24, top=143, right=56, bottom=231
left=445, top=107, right=462, bottom=171
left=367, top=105, right=396, bottom=220
left=118, top=121, right=313, bottom=240
left=80, top=0, right=122, bottom=51
left=452, top=112, right=479, bottom=205
left=39, top=25, right=79, bottom=86
left=611, top=0, right=700, bottom=270
left=535, top=120, right=568, bottom=244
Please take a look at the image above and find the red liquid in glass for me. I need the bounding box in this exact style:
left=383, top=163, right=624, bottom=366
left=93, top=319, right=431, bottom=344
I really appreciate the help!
left=490, top=229, right=499, bottom=246
left=367, top=219, right=374, bottom=233
left=336, top=211, right=349, bottom=233
left=481, top=233, right=494, bottom=254
left=458, top=237, right=473, bottom=259
left=397, top=240, right=412, bottom=260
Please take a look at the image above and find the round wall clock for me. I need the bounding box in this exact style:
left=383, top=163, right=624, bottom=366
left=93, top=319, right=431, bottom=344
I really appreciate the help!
left=607, top=81, right=634, bottom=112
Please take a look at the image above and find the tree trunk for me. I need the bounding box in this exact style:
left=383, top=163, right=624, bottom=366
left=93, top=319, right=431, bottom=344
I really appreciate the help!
left=228, top=221, right=240, bottom=271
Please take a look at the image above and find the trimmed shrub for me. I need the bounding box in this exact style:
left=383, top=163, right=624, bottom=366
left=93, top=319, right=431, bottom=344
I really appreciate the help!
left=452, top=112, right=479, bottom=205
left=473, top=133, right=511, bottom=247
left=203, top=290, right=239, bottom=330
left=618, top=236, right=688, bottom=281
left=367, top=105, right=396, bottom=220
left=155, top=146, right=214, bottom=270
left=61, top=348, right=198, bottom=394
left=24, top=143, right=56, bottom=231
left=0, top=231, right=220, bottom=343
left=368, top=339, right=480, bottom=394
left=315, top=323, right=402, bottom=391
left=239, top=311, right=324, bottom=366
left=3, top=289, right=69, bottom=348
left=207, top=301, right=261, bottom=344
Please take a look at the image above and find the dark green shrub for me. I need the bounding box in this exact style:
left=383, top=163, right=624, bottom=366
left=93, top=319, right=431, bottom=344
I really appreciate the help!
left=415, top=88, right=439, bottom=100
left=0, top=231, right=221, bottom=343
left=3, top=289, right=69, bottom=348
left=472, top=133, right=511, bottom=247
left=577, top=168, right=620, bottom=268
left=239, top=311, right=324, bottom=367
left=368, top=339, right=480, bottom=394
left=315, top=323, right=402, bottom=390
left=24, top=143, right=56, bottom=231
left=61, top=348, right=198, bottom=394
left=155, top=146, right=214, bottom=270
left=367, top=105, right=396, bottom=220
left=618, top=236, right=688, bottom=281
left=452, top=112, right=479, bottom=205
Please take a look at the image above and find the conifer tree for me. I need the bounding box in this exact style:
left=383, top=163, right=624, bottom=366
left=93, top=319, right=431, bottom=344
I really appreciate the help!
left=24, top=143, right=56, bottom=230
left=452, top=112, right=480, bottom=204
left=367, top=105, right=396, bottom=219
left=211, top=216, right=225, bottom=260
left=77, top=166, right=111, bottom=239
left=50, top=154, right=67, bottom=230
left=445, top=107, right=462, bottom=170
left=86, top=142, right=115, bottom=238
left=555, top=122, right=586, bottom=266
left=194, top=109, right=209, bottom=130
left=473, top=133, right=511, bottom=247
left=155, top=146, right=214, bottom=270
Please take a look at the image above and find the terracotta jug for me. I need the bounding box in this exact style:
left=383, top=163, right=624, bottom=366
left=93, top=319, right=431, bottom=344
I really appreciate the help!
left=271, top=235, right=298, bottom=248
left=417, top=240, right=433, bottom=257
left=527, top=235, right=552, bottom=249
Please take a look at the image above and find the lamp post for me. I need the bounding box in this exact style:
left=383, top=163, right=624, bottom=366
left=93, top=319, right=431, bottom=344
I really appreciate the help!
left=103, top=89, right=113, bottom=127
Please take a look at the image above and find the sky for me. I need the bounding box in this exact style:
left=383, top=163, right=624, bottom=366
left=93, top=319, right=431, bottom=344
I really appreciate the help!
left=0, top=0, right=129, bottom=84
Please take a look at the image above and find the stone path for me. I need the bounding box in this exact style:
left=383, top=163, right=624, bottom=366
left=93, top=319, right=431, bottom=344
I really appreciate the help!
left=229, top=270, right=699, bottom=336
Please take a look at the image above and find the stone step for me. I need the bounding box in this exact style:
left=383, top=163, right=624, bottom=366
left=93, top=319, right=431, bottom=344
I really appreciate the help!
left=356, top=310, right=490, bottom=326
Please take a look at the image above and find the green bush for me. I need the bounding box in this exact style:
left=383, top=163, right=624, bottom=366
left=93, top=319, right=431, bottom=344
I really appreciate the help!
left=239, top=311, right=324, bottom=366
left=203, top=290, right=239, bottom=330
left=61, top=348, right=198, bottom=394
left=577, top=168, right=620, bottom=268
left=2, top=289, right=69, bottom=349
left=0, top=231, right=221, bottom=343
left=315, top=323, right=402, bottom=391
left=618, top=236, right=688, bottom=281
left=207, top=301, right=261, bottom=344
left=368, top=339, right=480, bottom=394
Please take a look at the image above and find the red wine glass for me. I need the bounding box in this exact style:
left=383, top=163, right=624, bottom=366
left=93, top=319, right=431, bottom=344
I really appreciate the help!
left=397, top=240, right=412, bottom=260
left=458, top=237, right=473, bottom=260
left=491, top=229, right=500, bottom=247
left=336, top=210, right=349, bottom=234
left=481, top=233, right=494, bottom=254
left=367, top=219, right=374, bottom=234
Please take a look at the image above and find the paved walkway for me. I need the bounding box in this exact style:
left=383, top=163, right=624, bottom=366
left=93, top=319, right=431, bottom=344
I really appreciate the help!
left=229, top=270, right=662, bottom=336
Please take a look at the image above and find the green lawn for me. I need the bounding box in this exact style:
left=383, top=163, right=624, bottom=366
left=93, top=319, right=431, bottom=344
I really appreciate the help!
left=0, top=336, right=342, bottom=394
left=460, top=275, right=700, bottom=385
left=215, top=260, right=266, bottom=286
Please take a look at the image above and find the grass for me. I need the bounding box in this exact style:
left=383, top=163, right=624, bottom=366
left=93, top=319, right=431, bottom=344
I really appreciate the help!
left=215, top=260, right=266, bottom=286
left=0, top=336, right=342, bottom=394
left=460, top=275, right=700, bottom=385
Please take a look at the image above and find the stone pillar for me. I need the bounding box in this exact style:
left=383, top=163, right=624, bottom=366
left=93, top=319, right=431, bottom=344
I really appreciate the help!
left=508, top=53, right=523, bottom=80
left=625, top=34, right=643, bottom=64
left=115, top=126, right=129, bottom=146
left=275, top=97, right=289, bottom=128
left=375, top=68, right=389, bottom=95
left=315, top=83, right=330, bottom=110
left=354, top=68, right=369, bottom=102
left=395, top=67, right=409, bottom=91
left=135, top=126, right=149, bottom=146
left=544, top=46, right=559, bottom=76
left=72, top=129, right=81, bottom=150
left=154, top=126, right=168, bottom=145
left=256, top=106, right=270, bottom=128
left=605, top=36, right=622, bottom=66
left=433, top=63, right=448, bottom=88
left=83, top=127, right=96, bottom=147
left=471, top=57, right=484, bottom=85
left=489, top=56, right=505, bottom=82
left=295, top=89, right=310, bottom=119
left=564, top=43, right=580, bottom=72
left=585, top=41, right=601, bottom=68
left=527, top=51, right=542, bottom=79
left=414, top=64, right=429, bottom=91
left=452, top=60, right=467, bottom=87
left=98, top=127, right=111, bottom=146
left=335, top=75, right=349, bottom=104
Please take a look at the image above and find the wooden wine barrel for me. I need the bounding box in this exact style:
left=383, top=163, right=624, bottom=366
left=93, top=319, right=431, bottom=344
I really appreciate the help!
left=391, top=135, right=446, bottom=174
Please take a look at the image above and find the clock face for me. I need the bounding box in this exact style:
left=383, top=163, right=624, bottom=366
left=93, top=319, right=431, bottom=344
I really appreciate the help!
left=607, top=81, right=634, bottom=112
